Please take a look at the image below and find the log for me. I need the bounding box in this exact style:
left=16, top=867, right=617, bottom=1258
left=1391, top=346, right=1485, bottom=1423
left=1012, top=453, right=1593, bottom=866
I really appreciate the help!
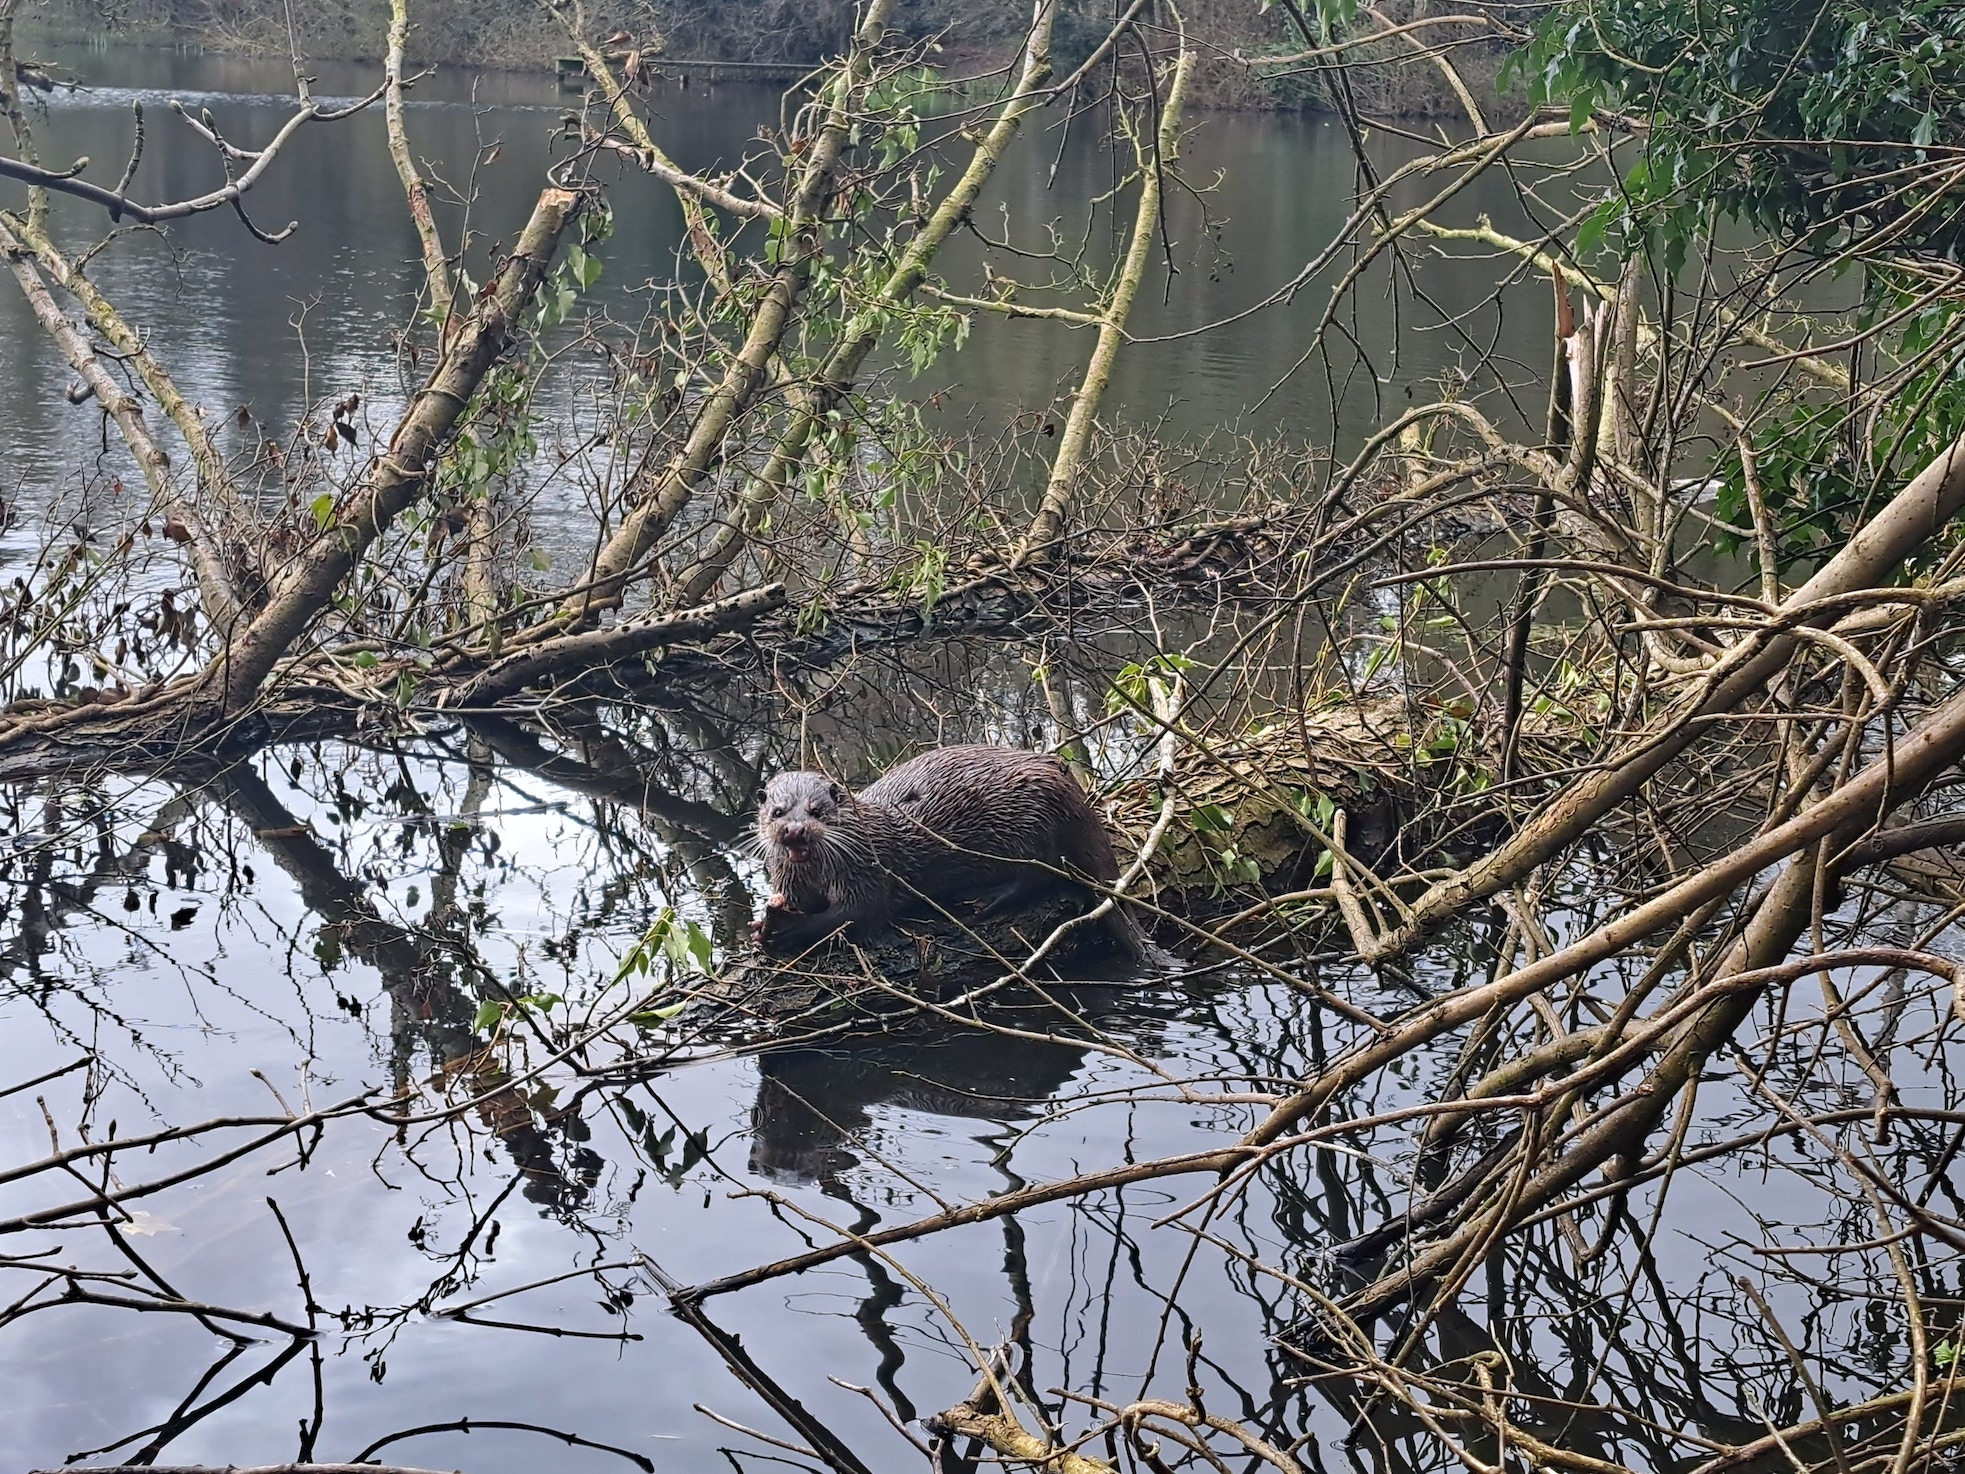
left=445, top=583, right=787, bottom=706
left=1106, top=698, right=1420, bottom=894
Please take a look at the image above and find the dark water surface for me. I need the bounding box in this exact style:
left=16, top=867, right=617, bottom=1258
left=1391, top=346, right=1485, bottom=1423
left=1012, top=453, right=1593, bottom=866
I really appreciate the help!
left=0, top=721, right=1952, bottom=1473
left=0, top=39, right=1952, bottom=1474
left=0, top=731, right=1349, bottom=1469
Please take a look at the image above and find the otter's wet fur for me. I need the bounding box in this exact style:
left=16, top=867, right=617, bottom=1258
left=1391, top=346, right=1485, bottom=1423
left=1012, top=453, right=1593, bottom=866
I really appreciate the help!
left=754, top=745, right=1155, bottom=962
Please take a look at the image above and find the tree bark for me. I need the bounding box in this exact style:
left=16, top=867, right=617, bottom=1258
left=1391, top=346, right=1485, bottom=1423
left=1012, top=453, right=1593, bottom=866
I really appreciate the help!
left=10, top=216, right=250, bottom=544
left=0, top=215, right=244, bottom=631
left=1017, top=40, right=1194, bottom=564
left=1336, top=833, right=1850, bottom=1320
left=448, top=582, right=786, bottom=706
left=1242, top=671, right=1965, bottom=1151
left=671, top=0, right=1062, bottom=607
left=0, top=0, right=49, bottom=231
left=205, top=186, right=582, bottom=713
left=544, top=0, right=898, bottom=631
left=386, top=0, right=453, bottom=321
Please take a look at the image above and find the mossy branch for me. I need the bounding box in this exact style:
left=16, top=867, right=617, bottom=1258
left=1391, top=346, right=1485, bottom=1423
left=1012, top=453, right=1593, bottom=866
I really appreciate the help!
left=1016, top=31, right=1195, bottom=564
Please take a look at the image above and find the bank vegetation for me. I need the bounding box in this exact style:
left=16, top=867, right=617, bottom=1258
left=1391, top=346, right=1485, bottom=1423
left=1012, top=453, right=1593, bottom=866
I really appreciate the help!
left=16, top=0, right=1510, bottom=114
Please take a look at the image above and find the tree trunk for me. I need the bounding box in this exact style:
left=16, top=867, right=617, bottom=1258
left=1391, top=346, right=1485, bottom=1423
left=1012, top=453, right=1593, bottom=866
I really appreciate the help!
left=205, top=187, right=582, bottom=713
left=672, top=0, right=1063, bottom=607
left=1018, top=41, right=1194, bottom=563
left=546, top=0, right=898, bottom=631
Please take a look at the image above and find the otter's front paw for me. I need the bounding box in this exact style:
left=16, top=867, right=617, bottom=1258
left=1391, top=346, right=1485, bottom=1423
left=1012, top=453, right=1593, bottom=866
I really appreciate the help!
left=750, top=893, right=791, bottom=949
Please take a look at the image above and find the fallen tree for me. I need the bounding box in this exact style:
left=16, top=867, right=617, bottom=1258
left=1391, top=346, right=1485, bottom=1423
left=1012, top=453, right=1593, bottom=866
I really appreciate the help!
left=0, top=0, right=1183, bottom=762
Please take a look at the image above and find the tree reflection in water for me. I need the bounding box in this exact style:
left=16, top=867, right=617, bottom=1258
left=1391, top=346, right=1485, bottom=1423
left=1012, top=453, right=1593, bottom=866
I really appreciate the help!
left=0, top=698, right=1957, bottom=1474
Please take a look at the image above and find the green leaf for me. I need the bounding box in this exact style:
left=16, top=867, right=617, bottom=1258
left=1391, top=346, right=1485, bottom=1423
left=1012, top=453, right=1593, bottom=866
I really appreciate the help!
left=1662, top=229, right=1688, bottom=277
left=685, top=925, right=713, bottom=974
left=1575, top=198, right=1616, bottom=259
left=473, top=999, right=506, bottom=1032
left=310, top=492, right=335, bottom=530
left=659, top=915, right=715, bottom=974
left=630, top=1000, right=689, bottom=1026
left=1191, top=802, right=1235, bottom=835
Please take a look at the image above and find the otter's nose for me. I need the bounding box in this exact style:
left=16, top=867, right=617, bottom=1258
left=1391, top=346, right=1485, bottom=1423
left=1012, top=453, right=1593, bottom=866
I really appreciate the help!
left=779, top=821, right=808, bottom=844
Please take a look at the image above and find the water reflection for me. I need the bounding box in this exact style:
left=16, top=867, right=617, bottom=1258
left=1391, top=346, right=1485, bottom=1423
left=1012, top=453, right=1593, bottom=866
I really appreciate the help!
left=752, top=1017, right=1107, bottom=1186
left=0, top=685, right=1956, bottom=1472
left=210, top=756, right=608, bottom=1210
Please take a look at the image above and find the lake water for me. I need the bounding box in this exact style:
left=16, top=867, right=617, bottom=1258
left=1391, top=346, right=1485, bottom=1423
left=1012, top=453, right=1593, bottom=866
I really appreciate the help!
left=6, top=735, right=1947, bottom=1474
left=0, top=38, right=1946, bottom=1474
left=0, top=38, right=1571, bottom=527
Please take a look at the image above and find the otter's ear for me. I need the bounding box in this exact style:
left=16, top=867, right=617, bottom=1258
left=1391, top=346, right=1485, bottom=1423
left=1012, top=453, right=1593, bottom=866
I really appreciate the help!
left=828, top=781, right=846, bottom=803
left=753, top=783, right=768, bottom=805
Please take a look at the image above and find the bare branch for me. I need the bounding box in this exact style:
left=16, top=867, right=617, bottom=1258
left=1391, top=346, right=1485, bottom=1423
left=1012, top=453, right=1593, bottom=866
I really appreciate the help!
left=0, top=83, right=387, bottom=231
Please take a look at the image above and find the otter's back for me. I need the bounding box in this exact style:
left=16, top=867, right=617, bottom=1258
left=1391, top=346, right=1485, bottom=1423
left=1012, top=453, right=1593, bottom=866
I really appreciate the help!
left=860, top=745, right=1119, bottom=883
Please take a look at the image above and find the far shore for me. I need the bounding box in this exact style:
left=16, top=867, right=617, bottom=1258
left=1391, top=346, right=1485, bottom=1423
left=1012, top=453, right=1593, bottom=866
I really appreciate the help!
left=15, top=20, right=1516, bottom=118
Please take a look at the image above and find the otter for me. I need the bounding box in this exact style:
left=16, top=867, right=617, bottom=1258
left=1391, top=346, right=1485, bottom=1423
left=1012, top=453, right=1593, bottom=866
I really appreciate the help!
left=753, top=745, right=1155, bottom=962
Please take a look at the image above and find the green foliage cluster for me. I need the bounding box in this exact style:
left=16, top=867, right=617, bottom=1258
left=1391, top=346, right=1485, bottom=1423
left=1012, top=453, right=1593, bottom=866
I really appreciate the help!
left=1519, top=0, right=1965, bottom=271
left=1709, top=298, right=1965, bottom=565
left=1519, top=0, right=1965, bottom=565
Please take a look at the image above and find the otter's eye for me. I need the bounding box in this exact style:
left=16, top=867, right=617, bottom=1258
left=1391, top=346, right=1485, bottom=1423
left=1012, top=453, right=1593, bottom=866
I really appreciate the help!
left=769, top=805, right=787, bottom=819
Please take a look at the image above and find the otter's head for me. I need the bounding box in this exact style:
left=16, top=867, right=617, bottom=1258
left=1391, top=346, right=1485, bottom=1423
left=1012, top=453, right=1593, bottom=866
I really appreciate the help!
left=758, top=771, right=850, bottom=867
